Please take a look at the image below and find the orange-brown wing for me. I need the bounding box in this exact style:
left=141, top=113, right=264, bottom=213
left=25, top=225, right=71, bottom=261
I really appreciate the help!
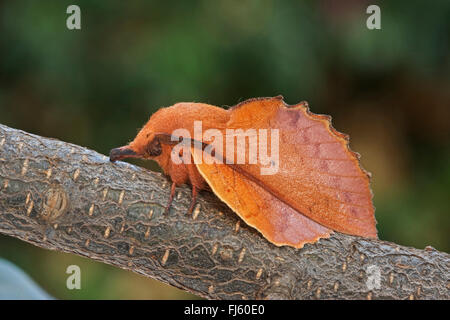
left=193, top=96, right=376, bottom=246
left=192, top=147, right=332, bottom=248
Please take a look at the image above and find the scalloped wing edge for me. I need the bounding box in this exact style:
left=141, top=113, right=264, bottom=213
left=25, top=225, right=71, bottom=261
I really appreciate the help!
left=282, top=97, right=377, bottom=236
left=227, top=95, right=377, bottom=237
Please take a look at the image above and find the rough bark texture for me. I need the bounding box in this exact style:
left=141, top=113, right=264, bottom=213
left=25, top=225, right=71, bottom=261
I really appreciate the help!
left=0, top=123, right=448, bottom=300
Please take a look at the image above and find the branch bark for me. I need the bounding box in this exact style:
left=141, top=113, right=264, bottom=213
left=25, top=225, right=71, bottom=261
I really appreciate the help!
left=0, top=123, right=448, bottom=300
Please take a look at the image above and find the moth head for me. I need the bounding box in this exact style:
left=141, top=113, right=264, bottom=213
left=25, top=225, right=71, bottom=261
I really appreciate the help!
left=109, top=106, right=187, bottom=163
left=109, top=131, right=164, bottom=162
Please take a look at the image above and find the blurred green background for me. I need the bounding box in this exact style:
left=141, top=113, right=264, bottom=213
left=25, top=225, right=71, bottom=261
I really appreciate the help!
left=0, top=0, right=449, bottom=299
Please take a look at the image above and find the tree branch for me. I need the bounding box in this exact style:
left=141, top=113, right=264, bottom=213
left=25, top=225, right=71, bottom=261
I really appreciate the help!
left=0, top=124, right=448, bottom=299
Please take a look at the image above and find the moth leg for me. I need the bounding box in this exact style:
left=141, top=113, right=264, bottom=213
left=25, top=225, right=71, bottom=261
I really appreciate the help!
left=187, top=186, right=198, bottom=215
left=164, top=182, right=177, bottom=215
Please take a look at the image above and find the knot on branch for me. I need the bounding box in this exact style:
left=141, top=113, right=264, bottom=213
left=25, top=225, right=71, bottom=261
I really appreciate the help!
left=41, top=186, right=69, bottom=222
left=258, top=268, right=297, bottom=299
